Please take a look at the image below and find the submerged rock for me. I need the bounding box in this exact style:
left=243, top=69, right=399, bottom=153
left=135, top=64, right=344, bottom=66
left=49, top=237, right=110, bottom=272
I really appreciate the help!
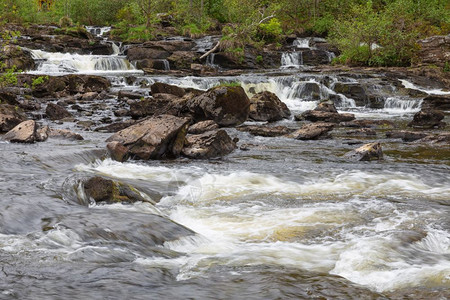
left=345, top=142, right=383, bottom=161
left=248, top=91, right=291, bottom=122
left=188, top=120, right=219, bottom=134
left=182, top=129, right=237, bottom=159
left=3, top=120, right=37, bottom=143
left=237, top=125, right=293, bottom=137
left=84, top=176, right=151, bottom=204
left=289, top=122, right=335, bottom=140
left=106, top=114, right=190, bottom=160
left=345, top=128, right=377, bottom=136
left=414, top=133, right=450, bottom=144
left=48, top=129, right=84, bottom=141
left=341, top=119, right=395, bottom=129
left=408, top=109, right=445, bottom=129
left=186, top=85, right=250, bottom=126
left=296, top=101, right=355, bottom=123
left=386, top=131, right=428, bottom=142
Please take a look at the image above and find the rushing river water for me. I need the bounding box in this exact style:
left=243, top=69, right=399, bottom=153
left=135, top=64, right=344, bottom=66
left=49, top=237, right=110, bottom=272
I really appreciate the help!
left=1, top=37, right=449, bottom=299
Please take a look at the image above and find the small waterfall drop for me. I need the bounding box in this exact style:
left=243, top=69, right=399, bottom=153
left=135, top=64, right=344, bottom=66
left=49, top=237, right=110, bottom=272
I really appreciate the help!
left=85, top=26, right=111, bottom=38
left=383, top=97, right=423, bottom=113
left=293, top=38, right=310, bottom=49
left=281, top=52, right=302, bottom=69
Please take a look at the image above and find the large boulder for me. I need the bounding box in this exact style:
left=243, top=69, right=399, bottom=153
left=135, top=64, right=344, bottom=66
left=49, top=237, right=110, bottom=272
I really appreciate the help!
left=408, top=109, right=445, bottom=128
left=345, top=142, right=383, bottom=161
left=421, top=94, right=450, bottom=111
left=248, top=91, right=290, bottom=122
left=188, top=120, right=219, bottom=134
left=289, top=122, right=335, bottom=140
left=84, top=176, right=150, bottom=204
left=151, top=82, right=186, bottom=97
left=186, top=85, right=250, bottom=126
left=0, top=104, right=27, bottom=132
left=106, top=114, right=190, bottom=160
left=3, top=120, right=36, bottom=143
left=46, top=103, right=73, bottom=120
left=416, top=35, right=450, bottom=68
left=129, top=93, right=186, bottom=119
left=182, top=130, right=237, bottom=159
left=237, top=125, right=293, bottom=137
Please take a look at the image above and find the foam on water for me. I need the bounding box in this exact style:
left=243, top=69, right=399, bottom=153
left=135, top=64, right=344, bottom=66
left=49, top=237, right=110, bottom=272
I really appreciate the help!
left=74, top=158, right=450, bottom=291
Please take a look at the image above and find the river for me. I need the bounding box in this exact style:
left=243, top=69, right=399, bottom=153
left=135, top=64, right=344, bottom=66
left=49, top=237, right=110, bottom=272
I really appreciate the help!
left=0, top=32, right=449, bottom=299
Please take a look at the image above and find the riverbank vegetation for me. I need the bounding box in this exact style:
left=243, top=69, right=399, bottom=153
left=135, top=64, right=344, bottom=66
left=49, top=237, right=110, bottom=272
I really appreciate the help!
left=0, top=0, right=449, bottom=67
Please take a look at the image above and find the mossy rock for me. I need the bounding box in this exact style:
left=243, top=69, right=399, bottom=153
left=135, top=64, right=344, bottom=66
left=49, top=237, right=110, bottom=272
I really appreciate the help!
left=84, top=176, right=153, bottom=204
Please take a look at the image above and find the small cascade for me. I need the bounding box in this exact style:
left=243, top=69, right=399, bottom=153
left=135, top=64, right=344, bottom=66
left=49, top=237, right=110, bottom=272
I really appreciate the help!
left=28, top=49, right=139, bottom=75
left=206, top=53, right=217, bottom=67
left=384, top=97, right=423, bottom=113
left=86, top=26, right=111, bottom=38
left=281, top=52, right=302, bottom=69
left=293, top=38, right=310, bottom=49
left=162, top=59, right=170, bottom=71
left=111, top=42, right=121, bottom=55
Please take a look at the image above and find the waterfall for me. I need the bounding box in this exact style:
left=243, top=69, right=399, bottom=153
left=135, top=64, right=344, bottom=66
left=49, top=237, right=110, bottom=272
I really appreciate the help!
left=28, top=49, right=140, bottom=75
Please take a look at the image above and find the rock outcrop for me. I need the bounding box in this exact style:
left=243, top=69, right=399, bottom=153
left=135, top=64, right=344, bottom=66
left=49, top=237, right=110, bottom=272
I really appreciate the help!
left=421, top=94, right=450, bottom=111
left=248, top=91, right=290, bottom=122
left=416, top=35, right=450, bottom=68
left=106, top=114, right=190, bottom=161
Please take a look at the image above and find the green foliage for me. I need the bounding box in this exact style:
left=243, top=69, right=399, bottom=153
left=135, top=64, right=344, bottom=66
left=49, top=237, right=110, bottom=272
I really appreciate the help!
left=256, top=55, right=263, bottom=63
left=444, top=62, right=450, bottom=73
left=257, top=18, right=283, bottom=43
left=31, top=76, right=48, bottom=89
left=219, top=81, right=241, bottom=87
left=59, top=16, right=73, bottom=28
left=0, top=65, right=19, bottom=88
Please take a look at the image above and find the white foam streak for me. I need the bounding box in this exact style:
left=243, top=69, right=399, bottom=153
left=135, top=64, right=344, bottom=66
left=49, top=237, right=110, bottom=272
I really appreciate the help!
left=400, top=79, right=450, bottom=95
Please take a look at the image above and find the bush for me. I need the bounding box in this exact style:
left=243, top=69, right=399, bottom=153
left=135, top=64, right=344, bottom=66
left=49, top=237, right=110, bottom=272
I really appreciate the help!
left=257, top=18, right=283, bottom=43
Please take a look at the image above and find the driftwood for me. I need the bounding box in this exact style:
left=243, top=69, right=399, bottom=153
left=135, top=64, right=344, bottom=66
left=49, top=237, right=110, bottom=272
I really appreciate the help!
left=200, top=41, right=221, bottom=60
